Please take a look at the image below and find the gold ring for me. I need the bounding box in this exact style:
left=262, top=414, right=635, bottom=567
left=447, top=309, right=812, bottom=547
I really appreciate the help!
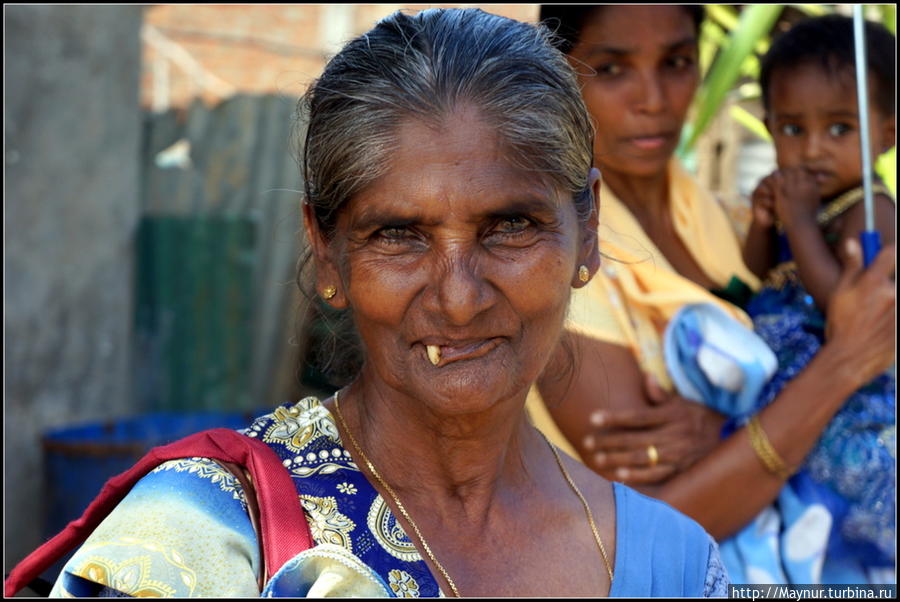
left=647, top=444, right=659, bottom=467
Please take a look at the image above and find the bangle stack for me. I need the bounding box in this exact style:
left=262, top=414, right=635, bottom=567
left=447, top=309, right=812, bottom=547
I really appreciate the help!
left=747, top=415, right=793, bottom=481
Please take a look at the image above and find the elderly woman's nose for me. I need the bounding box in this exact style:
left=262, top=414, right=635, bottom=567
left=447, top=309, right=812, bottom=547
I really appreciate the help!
left=427, top=253, right=496, bottom=326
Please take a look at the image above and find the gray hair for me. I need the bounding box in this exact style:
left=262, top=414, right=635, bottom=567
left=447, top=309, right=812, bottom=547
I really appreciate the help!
left=301, top=8, right=594, bottom=237
left=296, top=8, right=595, bottom=386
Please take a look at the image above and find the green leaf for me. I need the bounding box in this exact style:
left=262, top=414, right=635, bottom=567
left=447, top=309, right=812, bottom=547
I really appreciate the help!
left=699, top=20, right=728, bottom=77
left=737, top=82, right=762, bottom=100
left=730, top=105, right=771, bottom=141
left=876, top=4, right=896, bottom=34
left=792, top=4, right=830, bottom=17
left=683, top=5, right=784, bottom=152
left=707, top=4, right=740, bottom=31
left=741, top=54, right=761, bottom=79
left=875, top=147, right=896, bottom=196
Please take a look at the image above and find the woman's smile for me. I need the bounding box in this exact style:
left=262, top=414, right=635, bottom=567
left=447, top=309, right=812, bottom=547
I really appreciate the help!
left=420, top=337, right=506, bottom=367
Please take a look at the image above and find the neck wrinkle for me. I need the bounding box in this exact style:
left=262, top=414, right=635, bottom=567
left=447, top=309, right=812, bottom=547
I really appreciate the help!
left=338, top=376, right=540, bottom=526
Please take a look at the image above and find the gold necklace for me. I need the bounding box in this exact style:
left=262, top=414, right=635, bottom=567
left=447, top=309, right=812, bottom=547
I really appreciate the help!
left=332, top=391, right=615, bottom=597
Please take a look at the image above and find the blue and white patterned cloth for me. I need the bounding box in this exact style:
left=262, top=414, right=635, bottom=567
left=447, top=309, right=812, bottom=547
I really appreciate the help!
left=664, top=296, right=895, bottom=585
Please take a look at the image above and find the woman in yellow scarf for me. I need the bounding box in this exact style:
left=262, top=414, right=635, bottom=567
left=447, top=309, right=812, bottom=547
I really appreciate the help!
left=529, top=5, right=895, bottom=543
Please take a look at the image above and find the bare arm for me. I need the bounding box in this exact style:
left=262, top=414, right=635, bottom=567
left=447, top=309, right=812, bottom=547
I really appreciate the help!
left=743, top=175, right=779, bottom=280
left=538, top=333, right=725, bottom=489
left=781, top=220, right=837, bottom=312
left=773, top=168, right=839, bottom=312
left=783, top=190, right=896, bottom=314
left=835, top=192, right=896, bottom=258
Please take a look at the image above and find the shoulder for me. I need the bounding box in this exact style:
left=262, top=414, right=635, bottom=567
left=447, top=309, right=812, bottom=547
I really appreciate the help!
left=615, top=483, right=709, bottom=546
left=833, top=192, right=896, bottom=245
left=50, top=457, right=260, bottom=597
left=611, top=483, right=725, bottom=597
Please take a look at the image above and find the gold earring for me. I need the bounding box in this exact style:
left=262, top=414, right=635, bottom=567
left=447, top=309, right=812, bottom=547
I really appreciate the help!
left=578, top=265, right=590, bottom=283
left=322, top=285, right=337, bottom=300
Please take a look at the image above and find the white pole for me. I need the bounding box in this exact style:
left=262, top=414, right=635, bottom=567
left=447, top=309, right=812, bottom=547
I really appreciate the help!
left=852, top=6, right=875, bottom=234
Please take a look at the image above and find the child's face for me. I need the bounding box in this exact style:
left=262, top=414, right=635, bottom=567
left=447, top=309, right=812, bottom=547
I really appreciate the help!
left=766, top=62, right=895, bottom=199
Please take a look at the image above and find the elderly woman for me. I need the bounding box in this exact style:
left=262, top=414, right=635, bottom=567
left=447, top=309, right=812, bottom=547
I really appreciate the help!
left=44, top=8, right=726, bottom=598
left=529, top=4, right=896, bottom=585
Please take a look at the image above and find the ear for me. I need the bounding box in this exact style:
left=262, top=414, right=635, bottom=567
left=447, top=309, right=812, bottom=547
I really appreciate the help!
left=302, top=203, right=349, bottom=309
left=573, top=167, right=602, bottom=288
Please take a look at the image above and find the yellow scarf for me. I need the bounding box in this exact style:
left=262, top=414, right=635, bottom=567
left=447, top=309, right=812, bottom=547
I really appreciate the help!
left=528, top=161, right=759, bottom=459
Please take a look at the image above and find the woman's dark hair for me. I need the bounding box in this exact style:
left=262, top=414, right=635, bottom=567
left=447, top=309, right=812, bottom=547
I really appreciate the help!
left=295, top=8, right=595, bottom=387
left=760, top=14, right=896, bottom=116
left=538, top=4, right=706, bottom=55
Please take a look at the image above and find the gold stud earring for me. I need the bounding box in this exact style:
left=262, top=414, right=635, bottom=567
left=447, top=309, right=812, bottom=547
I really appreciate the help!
left=322, top=285, right=337, bottom=300
left=578, top=265, right=590, bottom=283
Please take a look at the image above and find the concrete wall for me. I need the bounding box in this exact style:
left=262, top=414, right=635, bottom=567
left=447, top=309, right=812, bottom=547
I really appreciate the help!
left=4, top=5, right=144, bottom=573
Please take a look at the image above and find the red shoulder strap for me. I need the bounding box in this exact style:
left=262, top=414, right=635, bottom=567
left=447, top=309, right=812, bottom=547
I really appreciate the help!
left=4, top=428, right=312, bottom=596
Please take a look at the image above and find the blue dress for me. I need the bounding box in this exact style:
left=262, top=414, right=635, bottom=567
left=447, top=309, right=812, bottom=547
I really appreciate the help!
left=51, top=397, right=728, bottom=597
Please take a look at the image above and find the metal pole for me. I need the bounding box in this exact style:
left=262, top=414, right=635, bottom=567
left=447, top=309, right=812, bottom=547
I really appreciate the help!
left=852, top=5, right=880, bottom=266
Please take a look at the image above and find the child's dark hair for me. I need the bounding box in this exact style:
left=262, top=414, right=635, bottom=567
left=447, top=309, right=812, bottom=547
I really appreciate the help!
left=760, top=14, right=896, bottom=116
left=539, top=5, right=705, bottom=55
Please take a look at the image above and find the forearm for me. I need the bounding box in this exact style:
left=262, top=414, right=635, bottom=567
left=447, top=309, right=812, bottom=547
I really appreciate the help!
left=538, top=334, right=644, bottom=469
left=783, top=220, right=840, bottom=311
left=742, top=222, right=776, bottom=280
left=656, top=342, right=863, bottom=539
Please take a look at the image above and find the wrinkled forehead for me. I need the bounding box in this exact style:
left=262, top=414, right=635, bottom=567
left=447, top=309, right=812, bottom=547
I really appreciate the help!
left=364, top=107, right=564, bottom=200
left=340, top=111, right=569, bottom=227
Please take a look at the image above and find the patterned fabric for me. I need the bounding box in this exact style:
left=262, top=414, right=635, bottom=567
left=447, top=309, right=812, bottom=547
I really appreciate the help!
left=742, top=263, right=896, bottom=577
left=49, top=457, right=261, bottom=597
left=50, top=396, right=728, bottom=597
left=704, top=541, right=730, bottom=597
left=242, top=397, right=441, bottom=598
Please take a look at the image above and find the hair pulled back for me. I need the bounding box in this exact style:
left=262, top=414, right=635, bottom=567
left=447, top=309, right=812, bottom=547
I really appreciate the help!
left=296, top=8, right=595, bottom=386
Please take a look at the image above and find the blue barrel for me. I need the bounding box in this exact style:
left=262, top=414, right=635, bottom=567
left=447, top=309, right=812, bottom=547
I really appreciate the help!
left=42, top=411, right=268, bottom=539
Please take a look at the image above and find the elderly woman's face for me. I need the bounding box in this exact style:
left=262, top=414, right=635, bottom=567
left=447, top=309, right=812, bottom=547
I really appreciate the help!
left=320, top=105, right=593, bottom=412
left=568, top=5, right=700, bottom=177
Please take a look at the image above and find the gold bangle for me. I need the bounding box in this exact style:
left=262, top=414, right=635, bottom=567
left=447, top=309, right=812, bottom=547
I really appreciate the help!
left=747, top=415, right=792, bottom=480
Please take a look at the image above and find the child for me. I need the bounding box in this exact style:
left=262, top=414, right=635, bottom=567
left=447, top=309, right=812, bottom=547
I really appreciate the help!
left=743, top=15, right=895, bottom=575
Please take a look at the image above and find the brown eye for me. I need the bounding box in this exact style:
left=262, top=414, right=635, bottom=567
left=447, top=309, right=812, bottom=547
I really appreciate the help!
left=379, top=226, right=408, bottom=239
left=495, top=216, right=530, bottom=233
left=828, top=123, right=851, bottom=137
left=595, top=62, right=622, bottom=77
left=667, top=55, right=694, bottom=70
left=373, top=225, right=420, bottom=249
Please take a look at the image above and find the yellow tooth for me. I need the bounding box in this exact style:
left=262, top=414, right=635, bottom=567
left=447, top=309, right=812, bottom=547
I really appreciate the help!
left=427, top=345, right=441, bottom=366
